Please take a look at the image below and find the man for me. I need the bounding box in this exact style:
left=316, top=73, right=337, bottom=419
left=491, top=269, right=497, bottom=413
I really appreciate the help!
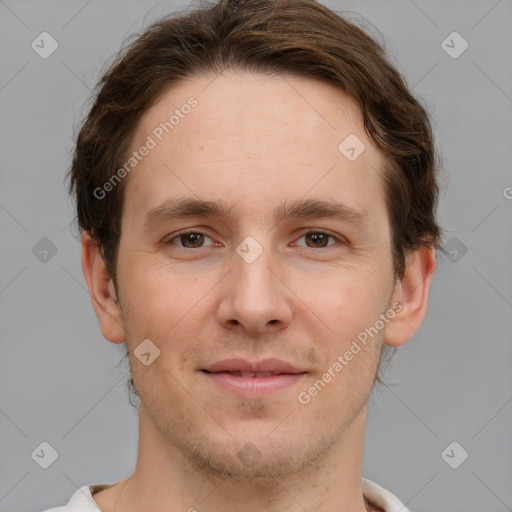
left=44, top=0, right=441, bottom=510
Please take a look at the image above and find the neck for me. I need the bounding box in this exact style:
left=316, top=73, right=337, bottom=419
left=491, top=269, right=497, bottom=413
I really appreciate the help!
left=104, top=405, right=373, bottom=512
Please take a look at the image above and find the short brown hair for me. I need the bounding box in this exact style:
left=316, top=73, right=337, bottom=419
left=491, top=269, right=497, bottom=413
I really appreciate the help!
left=68, top=0, right=442, bottom=396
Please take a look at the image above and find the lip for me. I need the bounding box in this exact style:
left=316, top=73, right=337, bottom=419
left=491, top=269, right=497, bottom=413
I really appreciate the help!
left=202, top=358, right=304, bottom=374
left=200, top=358, right=307, bottom=398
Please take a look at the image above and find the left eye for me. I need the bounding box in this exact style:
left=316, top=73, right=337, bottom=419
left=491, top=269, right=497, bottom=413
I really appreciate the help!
left=294, top=231, right=339, bottom=248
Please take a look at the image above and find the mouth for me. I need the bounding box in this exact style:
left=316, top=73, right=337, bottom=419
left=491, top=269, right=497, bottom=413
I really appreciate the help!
left=201, top=357, right=305, bottom=374
left=202, top=370, right=299, bottom=378
left=200, top=358, right=307, bottom=397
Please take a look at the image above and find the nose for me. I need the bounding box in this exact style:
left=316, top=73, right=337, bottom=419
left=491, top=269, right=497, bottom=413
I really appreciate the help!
left=216, top=239, right=293, bottom=335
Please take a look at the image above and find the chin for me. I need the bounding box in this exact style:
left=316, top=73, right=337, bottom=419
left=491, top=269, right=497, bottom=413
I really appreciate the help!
left=180, top=426, right=334, bottom=482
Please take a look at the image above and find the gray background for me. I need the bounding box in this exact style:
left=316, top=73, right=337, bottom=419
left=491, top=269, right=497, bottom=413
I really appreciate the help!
left=1, top=0, right=511, bottom=511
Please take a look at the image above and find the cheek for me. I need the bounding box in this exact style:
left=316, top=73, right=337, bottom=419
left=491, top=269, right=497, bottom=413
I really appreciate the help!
left=118, top=256, right=204, bottom=332
left=118, top=263, right=221, bottom=387
left=297, top=264, right=391, bottom=336
left=298, top=272, right=388, bottom=401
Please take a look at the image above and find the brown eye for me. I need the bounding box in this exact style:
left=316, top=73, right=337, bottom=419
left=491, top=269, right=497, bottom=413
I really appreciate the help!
left=304, top=232, right=331, bottom=248
left=180, top=232, right=204, bottom=248
left=166, top=232, right=213, bottom=248
left=295, top=231, right=340, bottom=249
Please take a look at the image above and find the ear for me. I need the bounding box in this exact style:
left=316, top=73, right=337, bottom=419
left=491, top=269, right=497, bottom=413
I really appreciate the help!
left=383, top=245, right=436, bottom=347
left=81, top=231, right=125, bottom=344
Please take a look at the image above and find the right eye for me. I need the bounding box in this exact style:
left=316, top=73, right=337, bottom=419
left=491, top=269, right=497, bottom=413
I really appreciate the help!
left=163, top=231, right=218, bottom=249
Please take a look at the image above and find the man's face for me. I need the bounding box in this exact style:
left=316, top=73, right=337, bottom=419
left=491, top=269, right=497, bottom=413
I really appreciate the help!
left=114, top=71, right=400, bottom=478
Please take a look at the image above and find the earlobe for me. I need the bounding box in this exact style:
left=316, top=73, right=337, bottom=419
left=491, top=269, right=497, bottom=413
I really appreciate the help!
left=81, top=231, right=125, bottom=344
left=383, top=245, right=436, bottom=347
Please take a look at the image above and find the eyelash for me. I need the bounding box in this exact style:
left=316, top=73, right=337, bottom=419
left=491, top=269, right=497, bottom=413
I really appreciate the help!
left=163, top=230, right=344, bottom=249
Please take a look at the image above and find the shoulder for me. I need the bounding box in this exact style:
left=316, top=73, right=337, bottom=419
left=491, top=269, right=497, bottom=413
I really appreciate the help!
left=362, top=477, right=412, bottom=512
left=39, top=482, right=120, bottom=512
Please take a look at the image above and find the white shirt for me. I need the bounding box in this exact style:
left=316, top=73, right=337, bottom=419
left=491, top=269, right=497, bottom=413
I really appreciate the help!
left=41, top=477, right=411, bottom=512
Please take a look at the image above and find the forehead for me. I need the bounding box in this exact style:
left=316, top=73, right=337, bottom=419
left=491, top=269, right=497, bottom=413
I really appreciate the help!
left=135, top=71, right=369, bottom=153
left=123, top=71, right=387, bottom=223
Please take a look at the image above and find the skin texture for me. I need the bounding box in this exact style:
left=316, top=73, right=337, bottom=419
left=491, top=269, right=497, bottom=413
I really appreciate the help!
left=82, top=71, right=436, bottom=512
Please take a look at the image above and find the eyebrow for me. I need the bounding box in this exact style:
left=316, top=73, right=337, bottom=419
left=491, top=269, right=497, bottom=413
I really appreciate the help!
left=143, top=197, right=368, bottom=231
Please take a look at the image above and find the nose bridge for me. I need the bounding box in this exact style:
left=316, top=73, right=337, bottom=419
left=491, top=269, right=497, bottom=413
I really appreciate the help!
left=218, top=232, right=292, bottom=332
left=232, top=234, right=278, bottom=301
